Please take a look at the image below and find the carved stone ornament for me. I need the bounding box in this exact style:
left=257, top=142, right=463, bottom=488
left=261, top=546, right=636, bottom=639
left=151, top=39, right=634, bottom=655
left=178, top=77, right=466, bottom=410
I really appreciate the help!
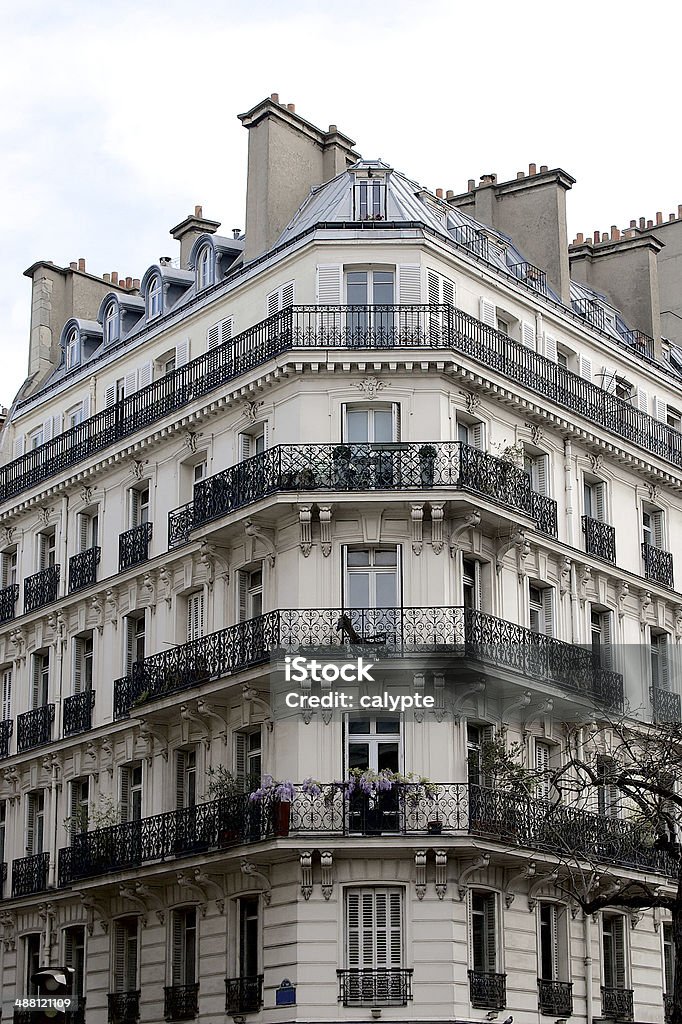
left=588, top=453, right=603, bottom=475
left=617, top=582, right=629, bottom=621
left=37, top=506, right=53, bottom=526
left=243, top=399, right=264, bottom=423
left=184, top=431, right=198, bottom=454
left=639, top=590, right=652, bottom=629
left=415, top=851, right=427, bottom=900
left=559, top=557, right=571, bottom=596
left=0, top=526, right=13, bottom=546
left=530, top=424, right=544, bottom=446
left=461, top=390, right=481, bottom=414
left=319, top=507, right=332, bottom=557
left=299, top=506, right=312, bottom=557
left=411, top=504, right=424, bottom=555
left=354, top=376, right=385, bottom=400
left=431, top=504, right=445, bottom=554
left=130, top=459, right=146, bottom=481
left=320, top=851, right=333, bottom=900
left=80, top=486, right=95, bottom=505
left=300, top=852, right=313, bottom=900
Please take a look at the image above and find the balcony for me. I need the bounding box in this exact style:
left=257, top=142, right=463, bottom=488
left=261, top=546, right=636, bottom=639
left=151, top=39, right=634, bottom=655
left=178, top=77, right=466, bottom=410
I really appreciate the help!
left=0, top=861, right=6, bottom=898
left=17, top=704, right=55, bottom=751
left=468, top=970, right=507, bottom=1009
left=538, top=979, right=573, bottom=1016
left=164, top=983, right=199, bottom=1020
left=642, top=542, right=674, bottom=587
left=0, top=582, right=19, bottom=622
left=225, top=975, right=263, bottom=1014
left=573, top=297, right=606, bottom=331
left=168, top=441, right=557, bottom=546
left=0, top=718, right=13, bottom=759
left=582, top=515, right=616, bottom=563
left=12, top=851, right=49, bottom=897
left=119, top=522, right=153, bottom=572
left=108, top=991, right=140, bottom=1024
left=337, top=968, right=413, bottom=1006
left=621, top=328, right=655, bottom=360
left=24, top=564, right=60, bottom=612
left=451, top=224, right=490, bottom=259
left=601, top=986, right=634, bottom=1021
left=68, top=546, right=101, bottom=592
left=63, top=690, right=95, bottom=736
left=509, top=261, right=547, bottom=293
left=650, top=686, right=681, bottom=725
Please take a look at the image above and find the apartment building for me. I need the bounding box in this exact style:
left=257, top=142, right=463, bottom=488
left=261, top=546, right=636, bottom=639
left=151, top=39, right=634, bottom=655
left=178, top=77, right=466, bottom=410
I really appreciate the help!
left=0, top=93, right=680, bottom=1023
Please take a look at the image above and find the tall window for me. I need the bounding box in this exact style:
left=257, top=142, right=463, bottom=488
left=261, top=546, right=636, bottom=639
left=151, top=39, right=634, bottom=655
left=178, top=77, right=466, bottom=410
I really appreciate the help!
left=538, top=903, right=567, bottom=982
left=175, top=749, right=197, bottom=810
left=602, top=914, right=627, bottom=990
left=597, top=757, right=620, bottom=819
left=1, top=548, right=17, bottom=588
left=32, top=652, right=50, bottom=708
left=64, top=926, right=86, bottom=1000
left=65, top=328, right=80, bottom=370
left=535, top=741, right=552, bottom=801
left=651, top=631, right=670, bottom=689
left=124, top=613, right=146, bottom=674
left=69, top=777, right=89, bottom=840
left=26, top=791, right=45, bottom=855
left=344, top=547, right=399, bottom=610
left=238, top=566, right=263, bottom=621
left=25, top=933, right=41, bottom=995
left=523, top=451, right=549, bottom=495
left=73, top=633, right=94, bottom=693
left=113, top=917, right=139, bottom=993
left=171, top=907, right=197, bottom=988
left=234, top=729, right=262, bottom=791
left=643, top=507, right=664, bottom=549
left=38, top=529, right=56, bottom=570
left=470, top=890, right=498, bottom=975
left=147, top=275, right=162, bottom=318
left=186, top=591, right=205, bottom=643
left=352, top=178, right=387, bottom=221
left=591, top=608, right=613, bottom=668
left=77, top=510, right=99, bottom=552
left=529, top=585, right=554, bottom=637
left=457, top=418, right=485, bottom=450
left=197, top=245, right=214, bottom=290
left=129, top=485, right=150, bottom=528
left=347, top=717, right=401, bottom=774
left=238, top=425, right=267, bottom=461
left=663, top=921, right=675, bottom=999
left=104, top=301, right=119, bottom=344
left=2, top=666, right=12, bottom=722
left=462, top=559, right=482, bottom=612
left=346, top=269, right=394, bottom=337
left=342, top=404, right=399, bottom=443
left=346, top=889, right=403, bottom=972
left=120, top=762, right=143, bottom=822
left=239, top=896, right=260, bottom=977
left=584, top=477, right=606, bottom=521
left=0, top=799, right=6, bottom=866
left=467, top=723, right=494, bottom=787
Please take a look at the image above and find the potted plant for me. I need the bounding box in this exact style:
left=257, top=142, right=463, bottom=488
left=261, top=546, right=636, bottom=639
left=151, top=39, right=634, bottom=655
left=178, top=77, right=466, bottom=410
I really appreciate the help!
left=418, top=444, right=437, bottom=487
left=333, top=445, right=354, bottom=488
left=205, top=766, right=244, bottom=846
left=249, top=775, right=296, bottom=837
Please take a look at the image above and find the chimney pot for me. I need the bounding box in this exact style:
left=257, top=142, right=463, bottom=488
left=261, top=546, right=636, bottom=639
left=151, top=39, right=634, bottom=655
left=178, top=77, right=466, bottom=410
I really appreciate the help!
left=133, top=278, right=140, bottom=289
left=435, top=188, right=443, bottom=199
left=328, top=124, right=337, bottom=133
left=194, top=205, right=203, bottom=217
left=468, top=179, right=475, bottom=191
left=529, top=163, right=537, bottom=175
left=613, top=227, right=621, bottom=240
left=517, top=171, right=524, bottom=179
left=103, top=272, right=110, bottom=283
left=678, top=205, right=682, bottom=219
left=594, top=231, right=601, bottom=243
left=69, top=261, right=77, bottom=270
left=125, top=276, right=132, bottom=288
left=287, top=103, right=295, bottom=113
left=540, top=164, right=548, bottom=172
left=111, top=271, right=118, bottom=284
left=446, top=189, right=454, bottom=199
left=639, top=217, right=646, bottom=229
left=603, top=233, right=610, bottom=242
left=232, top=228, right=241, bottom=239
left=270, top=93, right=279, bottom=103
left=78, top=258, right=85, bottom=271
left=670, top=214, right=676, bottom=222
left=630, top=220, right=637, bottom=228
left=576, top=232, right=584, bottom=243
left=656, top=211, right=663, bottom=225
left=647, top=219, right=653, bottom=228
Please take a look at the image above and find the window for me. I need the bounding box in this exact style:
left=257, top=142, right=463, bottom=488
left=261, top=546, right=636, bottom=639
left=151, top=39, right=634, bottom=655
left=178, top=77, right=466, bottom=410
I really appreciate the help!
left=1, top=548, right=17, bottom=589
left=651, top=630, right=670, bottom=689
left=238, top=566, right=263, bottom=621
left=77, top=510, right=99, bottom=552
left=602, top=914, right=627, bottom=990
left=557, top=349, right=569, bottom=369
left=538, top=903, right=568, bottom=982
left=234, top=729, right=262, bottom=791
left=346, top=888, right=403, bottom=972
left=1, top=667, right=10, bottom=721
left=462, top=559, right=482, bottom=612
left=344, top=547, right=399, bottom=611
left=597, top=758, right=620, bottom=819
left=529, top=585, right=554, bottom=637
left=523, top=450, right=549, bottom=495
left=457, top=418, right=485, bottom=450
left=120, top=762, right=143, bottom=822
left=65, top=328, right=80, bottom=370
left=239, top=896, right=260, bottom=977
left=129, top=485, right=150, bottom=528
left=69, top=777, right=89, bottom=840
left=104, top=301, right=119, bottom=344
left=25, top=933, right=41, bottom=995
left=584, top=477, right=606, bottom=521
left=65, top=403, right=85, bottom=429
left=470, top=890, right=498, bottom=974
left=124, top=613, right=146, bottom=674
left=64, top=926, right=86, bottom=999
left=467, top=723, right=494, bottom=787
left=496, top=317, right=509, bottom=335
left=535, top=741, right=552, bottom=801
left=352, top=176, right=387, bottom=220
left=591, top=608, right=613, bottom=669
left=266, top=281, right=295, bottom=318
left=175, top=749, right=197, bottom=810
left=26, top=791, right=45, bottom=855
left=643, top=507, right=664, bottom=549
left=171, top=907, right=197, bottom=987
left=197, top=244, right=214, bottom=290
left=0, top=799, right=6, bottom=865
left=104, top=377, right=126, bottom=408
left=73, top=633, right=94, bottom=693
left=347, top=717, right=401, bottom=774
left=38, top=529, right=56, bottom=569
left=113, top=917, right=139, bottom=993
left=28, top=426, right=44, bottom=450
left=147, top=274, right=162, bottom=318
left=667, top=407, right=682, bottom=430
left=342, top=403, right=399, bottom=443
left=164, top=355, right=176, bottom=375
left=207, top=316, right=233, bottom=350
left=663, top=921, right=675, bottom=999
left=32, top=652, right=50, bottom=708
left=346, top=269, right=394, bottom=337
left=192, top=460, right=207, bottom=486
left=186, top=591, right=205, bottom=642
left=239, top=424, right=267, bottom=460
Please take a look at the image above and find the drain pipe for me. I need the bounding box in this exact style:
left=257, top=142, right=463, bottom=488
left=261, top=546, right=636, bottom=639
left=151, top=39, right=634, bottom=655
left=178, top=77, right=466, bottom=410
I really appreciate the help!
left=584, top=909, right=594, bottom=1024
left=564, top=438, right=574, bottom=547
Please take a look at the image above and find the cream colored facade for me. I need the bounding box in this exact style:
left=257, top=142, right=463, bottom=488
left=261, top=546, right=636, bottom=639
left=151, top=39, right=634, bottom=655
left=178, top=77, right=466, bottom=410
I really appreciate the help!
left=0, top=96, right=679, bottom=1024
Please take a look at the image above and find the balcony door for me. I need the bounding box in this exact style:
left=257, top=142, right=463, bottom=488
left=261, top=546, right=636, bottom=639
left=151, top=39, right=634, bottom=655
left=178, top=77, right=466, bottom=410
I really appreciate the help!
left=342, top=547, right=400, bottom=643
left=346, top=269, right=395, bottom=342
left=239, top=896, right=259, bottom=978
left=346, top=717, right=402, bottom=833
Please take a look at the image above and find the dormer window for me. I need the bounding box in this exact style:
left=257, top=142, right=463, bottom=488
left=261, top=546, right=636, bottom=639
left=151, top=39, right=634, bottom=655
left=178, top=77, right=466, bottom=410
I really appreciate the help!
left=147, top=274, right=162, bottom=319
left=353, top=174, right=387, bottom=221
left=65, top=328, right=80, bottom=370
left=197, top=244, right=214, bottom=290
left=104, top=301, right=119, bottom=344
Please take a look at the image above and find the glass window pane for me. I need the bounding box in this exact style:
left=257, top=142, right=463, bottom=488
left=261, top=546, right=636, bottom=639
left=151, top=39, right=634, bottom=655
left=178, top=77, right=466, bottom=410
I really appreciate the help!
left=372, top=272, right=395, bottom=304
left=375, top=572, right=397, bottom=608
left=346, top=410, right=369, bottom=443
left=349, top=744, right=370, bottom=770
left=347, top=272, right=368, bottom=305
left=373, top=410, right=393, bottom=443
left=377, top=743, right=399, bottom=772
left=376, top=718, right=401, bottom=734
left=374, top=549, right=397, bottom=566
left=348, top=574, right=370, bottom=608
left=348, top=719, right=371, bottom=734
left=347, top=551, right=370, bottom=567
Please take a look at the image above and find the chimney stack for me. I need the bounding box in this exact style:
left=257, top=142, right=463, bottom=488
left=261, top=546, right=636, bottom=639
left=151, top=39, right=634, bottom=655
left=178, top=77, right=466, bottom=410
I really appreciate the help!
left=170, top=207, right=221, bottom=269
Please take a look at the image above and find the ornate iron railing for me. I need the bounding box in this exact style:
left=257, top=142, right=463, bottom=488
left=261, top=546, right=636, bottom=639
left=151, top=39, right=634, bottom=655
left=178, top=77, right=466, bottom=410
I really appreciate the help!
left=337, top=968, right=413, bottom=1006
left=509, top=262, right=547, bottom=293
left=68, top=546, right=101, bottom=592
left=0, top=718, right=13, bottom=759
left=468, top=970, right=507, bottom=1009
left=665, top=992, right=673, bottom=1023
left=0, top=582, right=19, bottom=623
left=17, top=704, right=55, bottom=751
left=621, top=329, right=655, bottom=359
left=23, top=565, right=60, bottom=612
left=451, top=224, right=490, bottom=259
left=582, top=515, right=616, bottom=563
left=63, top=690, right=95, bottom=736
left=642, top=542, right=674, bottom=587
left=164, top=983, right=199, bottom=1020
left=119, top=522, right=153, bottom=572
left=601, top=986, right=634, bottom=1020
left=225, top=975, right=263, bottom=1014
left=573, top=297, right=606, bottom=331
left=168, top=441, right=557, bottom=546
left=12, top=851, right=49, bottom=897
left=650, top=686, right=681, bottom=725
left=4, top=304, right=682, bottom=509
left=107, top=991, right=141, bottom=1024
left=0, top=861, right=6, bottom=898
left=538, top=979, right=573, bottom=1016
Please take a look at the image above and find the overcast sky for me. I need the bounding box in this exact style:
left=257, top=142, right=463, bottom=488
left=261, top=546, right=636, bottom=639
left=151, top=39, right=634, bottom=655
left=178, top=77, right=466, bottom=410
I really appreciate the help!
left=1, top=0, right=680, bottom=409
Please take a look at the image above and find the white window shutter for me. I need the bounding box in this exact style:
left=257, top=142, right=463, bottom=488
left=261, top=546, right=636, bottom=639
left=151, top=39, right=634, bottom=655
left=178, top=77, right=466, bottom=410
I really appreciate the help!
left=601, top=366, right=618, bottom=393
left=392, top=403, right=401, bottom=442
left=579, top=355, right=592, bottom=381
left=535, top=741, right=551, bottom=800
left=262, top=422, right=269, bottom=450
left=544, top=334, right=557, bottom=361
left=238, top=434, right=252, bottom=462
left=186, top=592, right=204, bottom=642
left=124, top=370, right=138, bottom=396
left=480, top=298, right=496, bottom=328
left=267, top=290, right=280, bottom=318
left=316, top=265, right=343, bottom=305
left=13, top=435, right=24, bottom=459
left=398, top=265, right=422, bottom=305
left=427, top=270, right=440, bottom=306
left=542, top=589, right=554, bottom=638
left=442, top=277, right=455, bottom=307
left=82, top=395, right=90, bottom=419
left=53, top=413, right=63, bottom=436
left=636, top=388, right=648, bottom=413
left=614, top=917, right=626, bottom=989
left=594, top=482, right=606, bottom=522
left=521, top=322, right=536, bottom=350
left=471, top=421, right=485, bottom=450
left=119, top=767, right=131, bottom=823
left=129, top=488, right=140, bottom=529
left=1, top=668, right=12, bottom=721
left=221, top=317, right=233, bottom=345
left=78, top=513, right=89, bottom=552
left=137, top=363, right=152, bottom=390
left=654, top=397, right=667, bottom=422
left=207, top=323, right=220, bottom=349
left=42, top=418, right=53, bottom=443
left=73, top=638, right=84, bottom=693
left=105, top=384, right=117, bottom=408
left=484, top=894, right=497, bottom=972
left=652, top=511, right=664, bottom=549
left=26, top=793, right=36, bottom=855
left=238, top=571, right=248, bottom=622
left=535, top=455, right=548, bottom=496
left=281, top=281, right=295, bottom=308
left=175, top=339, right=190, bottom=368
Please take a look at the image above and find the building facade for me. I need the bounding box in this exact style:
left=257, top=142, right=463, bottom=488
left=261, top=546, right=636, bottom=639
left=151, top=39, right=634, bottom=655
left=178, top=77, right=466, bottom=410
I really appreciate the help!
left=0, top=93, right=681, bottom=1023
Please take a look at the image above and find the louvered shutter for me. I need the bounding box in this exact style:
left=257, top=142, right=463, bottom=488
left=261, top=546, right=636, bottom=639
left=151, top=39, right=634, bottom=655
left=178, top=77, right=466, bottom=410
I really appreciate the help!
left=659, top=634, right=670, bottom=688
left=114, top=922, right=126, bottom=991
left=53, top=412, right=63, bottom=436
left=636, top=388, right=649, bottom=413
left=267, top=287, right=282, bottom=318
left=579, top=354, right=592, bottom=381
left=42, top=418, right=53, bottom=443
left=175, top=339, right=190, bottom=368
left=397, top=265, right=421, bottom=304
left=186, top=592, right=204, bottom=642
left=614, top=917, right=626, bottom=989
left=31, top=657, right=41, bottom=709
left=262, top=422, right=269, bottom=450
left=535, top=741, right=551, bottom=800
left=127, top=923, right=138, bottom=991
left=480, top=298, right=496, bottom=328
left=471, top=421, right=485, bottom=450
left=129, top=489, right=140, bottom=529
left=207, top=323, right=220, bottom=349
left=105, top=384, right=117, bottom=408
left=1, top=669, right=11, bottom=721
left=234, top=732, right=247, bottom=789
left=176, top=752, right=186, bottom=810
left=374, top=890, right=402, bottom=968
left=124, top=370, right=137, bottom=396
left=238, top=571, right=248, bottom=623
left=654, top=397, right=667, bottom=422
left=427, top=270, right=439, bottom=306
left=652, top=510, right=664, bottom=549
left=481, top=725, right=495, bottom=788
left=601, top=366, right=618, bottom=393
left=13, top=435, right=25, bottom=459
left=282, top=281, right=294, bottom=308
left=594, top=482, right=606, bottom=522
left=78, top=514, right=89, bottom=553
left=550, top=905, right=560, bottom=980
left=26, top=793, right=36, bottom=855
left=544, top=334, right=558, bottom=361
left=601, top=613, right=613, bottom=669
left=64, top=929, right=74, bottom=972
left=124, top=618, right=135, bottom=674
left=442, top=277, right=455, bottom=306
left=82, top=395, right=90, bottom=419
left=120, top=767, right=131, bottom=823
left=542, top=589, right=554, bottom=638
left=172, top=911, right=184, bottom=985
left=663, top=923, right=675, bottom=994
left=347, top=891, right=361, bottom=967
left=392, top=404, right=401, bottom=442
left=521, top=322, right=536, bottom=350
left=317, top=265, right=343, bottom=304
left=239, top=434, right=252, bottom=462
left=485, top=895, right=497, bottom=972
left=535, top=455, right=548, bottom=496
left=73, top=638, right=84, bottom=693
left=137, top=362, right=152, bottom=390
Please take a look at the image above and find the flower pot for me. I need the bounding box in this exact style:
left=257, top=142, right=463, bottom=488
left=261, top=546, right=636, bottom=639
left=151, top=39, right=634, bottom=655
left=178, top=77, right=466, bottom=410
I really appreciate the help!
left=427, top=819, right=443, bottom=835
left=274, top=799, right=291, bottom=837
left=419, top=455, right=436, bottom=487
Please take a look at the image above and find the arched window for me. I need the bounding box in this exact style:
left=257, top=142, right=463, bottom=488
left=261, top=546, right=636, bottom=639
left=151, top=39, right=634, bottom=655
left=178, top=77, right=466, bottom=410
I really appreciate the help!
left=197, top=245, right=214, bottom=290
left=147, top=275, right=162, bottom=318
left=104, top=301, right=119, bottom=344
left=65, top=328, right=80, bottom=370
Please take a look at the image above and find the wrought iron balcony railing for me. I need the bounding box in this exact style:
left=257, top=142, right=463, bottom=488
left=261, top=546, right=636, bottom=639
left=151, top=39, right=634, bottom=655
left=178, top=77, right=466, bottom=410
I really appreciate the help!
left=119, top=522, right=153, bottom=572
left=225, top=975, right=263, bottom=1014
left=0, top=718, right=13, bottom=759
left=63, top=690, right=95, bottom=736
left=601, top=986, right=634, bottom=1021
left=509, top=262, right=547, bottom=293
left=23, top=564, right=60, bottom=612
left=573, top=297, right=606, bottom=331
left=537, top=979, right=573, bottom=1016
left=12, top=851, right=49, bottom=897
left=108, top=991, right=141, bottom=1024
left=0, top=860, right=6, bottom=898
left=112, top=605, right=623, bottom=720
left=650, top=686, right=681, bottom=724
left=0, top=582, right=19, bottom=623
left=665, top=992, right=673, bottom=1023
left=468, top=970, right=507, bottom=1009
left=168, top=441, right=557, bottom=546
left=582, top=515, right=616, bottom=563
left=642, top=542, right=674, bottom=587
left=621, top=328, right=655, bottom=360
left=68, top=546, right=101, bottom=592
left=17, top=704, right=55, bottom=751
left=57, top=781, right=674, bottom=887
left=164, top=983, right=199, bottom=1020
left=451, top=224, right=490, bottom=259
left=3, top=304, right=682, bottom=510
left=337, top=968, right=413, bottom=1006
